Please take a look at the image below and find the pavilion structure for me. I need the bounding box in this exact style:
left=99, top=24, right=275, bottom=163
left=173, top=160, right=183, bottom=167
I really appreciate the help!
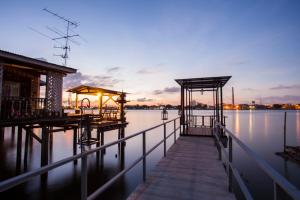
left=67, top=85, right=127, bottom=122
left=175, top=76, right=231, bottom=136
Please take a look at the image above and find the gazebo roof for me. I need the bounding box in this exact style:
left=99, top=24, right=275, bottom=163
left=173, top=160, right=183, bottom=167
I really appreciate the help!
left=175, top=76, right=231, bottom=89
left=66, top=85, right=125, bottom=96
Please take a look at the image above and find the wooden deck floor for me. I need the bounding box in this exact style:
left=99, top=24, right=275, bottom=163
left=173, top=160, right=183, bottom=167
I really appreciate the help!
left=128, top=137, right=235, bottom=200
left=188, top=127, right=213, bottom=136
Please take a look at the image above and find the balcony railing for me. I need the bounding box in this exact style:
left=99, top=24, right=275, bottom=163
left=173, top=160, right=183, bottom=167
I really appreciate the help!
left=0, top=97, right=46, bottom=120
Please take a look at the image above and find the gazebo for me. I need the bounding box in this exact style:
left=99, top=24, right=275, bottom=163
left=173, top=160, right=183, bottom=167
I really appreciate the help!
left=175, top=76, right=231, bottom=136
left=67, top=85, right=127, bottom=122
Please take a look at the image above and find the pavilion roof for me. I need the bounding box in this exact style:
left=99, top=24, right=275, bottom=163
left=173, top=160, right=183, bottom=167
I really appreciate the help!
left=66, top=85, right=125, bottom=96
left=175, top=76, right=231, bottom=89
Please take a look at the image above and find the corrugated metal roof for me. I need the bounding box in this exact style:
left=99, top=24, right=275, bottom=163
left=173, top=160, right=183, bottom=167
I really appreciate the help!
left=175, top=76, right=231, bottom=89
left=0, top=49, right=77, bottom=74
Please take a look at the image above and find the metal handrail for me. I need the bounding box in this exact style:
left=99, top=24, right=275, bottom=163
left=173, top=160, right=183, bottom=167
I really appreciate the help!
left=0, top=117, right=181, bottom=200
left=214, top=122, right=300, bottom=200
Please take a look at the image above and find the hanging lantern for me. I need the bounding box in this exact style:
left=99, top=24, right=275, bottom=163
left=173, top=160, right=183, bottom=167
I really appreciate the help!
left=161, top=107, right=168, bottom=120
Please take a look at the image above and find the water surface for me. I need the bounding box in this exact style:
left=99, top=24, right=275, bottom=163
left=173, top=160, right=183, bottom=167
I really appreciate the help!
left=0, top=110, right=299, bottom=199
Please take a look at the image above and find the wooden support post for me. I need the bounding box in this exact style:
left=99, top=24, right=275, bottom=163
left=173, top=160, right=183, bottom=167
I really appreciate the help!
left=73, top=127, right=78, bottom=155
left=16, top=126, right=22, bottom=174
left=120, top=93, right=126, bottom=122
left=120, top=128, right=125, bottom=170
left=75, top=93, right=78, bottom=109
left=101, top=130, right=105, bottom=154
left=81, top=155, right=88, bottom=200
left=41, top=126, right=49, bottom=167
left=49, top=127, right=53, bottom=163
left=24, top=128, right=29, bottom=171
left=73, top=127, right=78, bottom=165
left=12, top=125, right=15, bottom=137
left=283, top=112, right=287, bottom=153
left=10, top=126, right=15, bottom=144
left=0, top=127, right=4, bottom=142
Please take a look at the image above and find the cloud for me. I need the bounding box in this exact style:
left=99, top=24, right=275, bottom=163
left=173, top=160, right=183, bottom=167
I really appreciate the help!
left=63, top=72, right=121, bottom=89
left=107, top=66, right=121, bottom=73
left=262, top=95, right=300, bottom=104
left=137, top=69, right=155, bottom=74
left=270, top=84, right=300, bottom=90
left=243, top=88, right=257, bottom=91
left=153, top=87, right=180, bottom=95
left=136, top=97, right=154, bottom=102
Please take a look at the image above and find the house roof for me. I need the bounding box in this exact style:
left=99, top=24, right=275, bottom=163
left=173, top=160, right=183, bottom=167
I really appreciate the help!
left=66, top=85, right=125, bottom=96
left=175, top=76, right=231, bottom=89
left=0, top=49, right=77, bottom=74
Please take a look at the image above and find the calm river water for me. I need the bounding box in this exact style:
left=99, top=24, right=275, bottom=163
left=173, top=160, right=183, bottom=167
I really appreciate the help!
left=0, top=110, right=299, bottom=199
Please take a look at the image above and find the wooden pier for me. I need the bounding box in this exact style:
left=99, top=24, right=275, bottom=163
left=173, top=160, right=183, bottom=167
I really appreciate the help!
left=128, top=136, right=235, bottom=200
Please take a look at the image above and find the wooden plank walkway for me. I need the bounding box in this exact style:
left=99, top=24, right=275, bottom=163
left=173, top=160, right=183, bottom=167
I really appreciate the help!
left=128, top=136, right=235, bottom=200
left=188, top=127, right=213, bottom=136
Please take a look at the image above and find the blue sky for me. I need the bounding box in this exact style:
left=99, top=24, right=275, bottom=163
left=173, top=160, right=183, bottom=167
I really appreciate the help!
left=1, top=0, right=300, bottom=104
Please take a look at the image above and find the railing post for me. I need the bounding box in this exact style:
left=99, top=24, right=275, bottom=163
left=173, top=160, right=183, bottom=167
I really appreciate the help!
left=228, top=135, right=233, bottom=192
left=163, top=123, right=166, bottom=157
left=217, top=125, right=221, bottom=160
left=174, top=120, right=176, bottom=143
left=202, top=116, right=204, bottom=126
left=142, top=131, right=146, bottom=182
left=81, top=154, right=88, bottom=200
left=180, top=123, right=182, bottom=135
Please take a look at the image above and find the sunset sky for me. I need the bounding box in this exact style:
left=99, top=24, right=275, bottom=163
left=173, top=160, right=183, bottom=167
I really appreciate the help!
left=1, top=0, right=300, bottom=105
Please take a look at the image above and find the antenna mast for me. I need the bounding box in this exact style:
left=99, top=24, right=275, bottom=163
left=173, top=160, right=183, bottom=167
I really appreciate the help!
left=43, top=8, right=80, bottom=66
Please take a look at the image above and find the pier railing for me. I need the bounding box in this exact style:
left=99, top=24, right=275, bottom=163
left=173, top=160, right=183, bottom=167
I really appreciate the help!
left=0, top=117, right=181, bottom=200
left=214, top=122, right=300, bottom=200
left=189, top=115, right=227, bottom=128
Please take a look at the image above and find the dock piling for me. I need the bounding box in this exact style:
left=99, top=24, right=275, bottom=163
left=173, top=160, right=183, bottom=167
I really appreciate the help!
left=16, top=126, right=22, bottom=174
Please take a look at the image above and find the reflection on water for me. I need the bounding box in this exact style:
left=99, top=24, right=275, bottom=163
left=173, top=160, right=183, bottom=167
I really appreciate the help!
left=248, top=110, right=253, bottom=141
left=235, top=110, right=240, bottom=136
left=264, top=112, right=269, bottom=138
left=297, top=111, right=300, bottom=144
left=0, top=110, right=299, bottom=200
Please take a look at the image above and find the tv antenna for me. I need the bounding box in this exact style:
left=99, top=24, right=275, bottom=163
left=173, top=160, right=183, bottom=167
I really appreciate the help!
left=42, top=8, right=81, bottom=66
